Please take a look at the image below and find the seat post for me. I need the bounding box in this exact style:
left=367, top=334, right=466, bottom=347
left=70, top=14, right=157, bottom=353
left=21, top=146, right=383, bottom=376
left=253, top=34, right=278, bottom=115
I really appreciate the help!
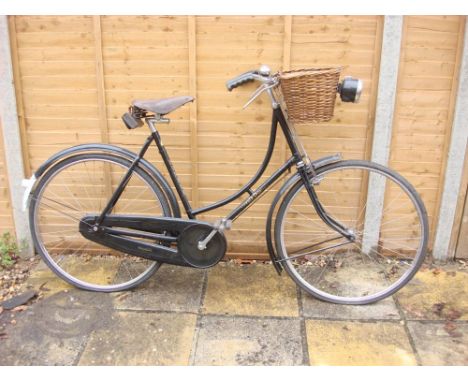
left=146, top=114, right=170, bottom=133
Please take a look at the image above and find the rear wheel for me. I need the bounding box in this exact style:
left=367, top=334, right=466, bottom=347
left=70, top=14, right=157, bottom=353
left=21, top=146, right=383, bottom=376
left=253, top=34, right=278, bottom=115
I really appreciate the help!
left=29, top=153, right=172, bottom=292
left=274, top=160, right=429, bottom=304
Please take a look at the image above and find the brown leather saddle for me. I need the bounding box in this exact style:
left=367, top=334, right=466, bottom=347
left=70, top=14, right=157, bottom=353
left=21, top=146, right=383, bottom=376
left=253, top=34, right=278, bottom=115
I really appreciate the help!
left=132, top=96, right=194, bottom=116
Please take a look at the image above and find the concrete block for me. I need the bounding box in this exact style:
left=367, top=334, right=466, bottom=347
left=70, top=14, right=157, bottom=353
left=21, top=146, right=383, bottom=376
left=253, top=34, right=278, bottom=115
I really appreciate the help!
left=193, top=315, right=304, bottom=365
left=203, top=263, right=299, bottom=317
left=305, top=320, right=417, bottom=365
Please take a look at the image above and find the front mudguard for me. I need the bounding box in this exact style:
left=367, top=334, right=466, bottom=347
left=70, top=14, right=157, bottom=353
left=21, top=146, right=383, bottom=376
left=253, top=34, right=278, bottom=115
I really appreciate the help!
left=22, top=143, right=181, bottom=218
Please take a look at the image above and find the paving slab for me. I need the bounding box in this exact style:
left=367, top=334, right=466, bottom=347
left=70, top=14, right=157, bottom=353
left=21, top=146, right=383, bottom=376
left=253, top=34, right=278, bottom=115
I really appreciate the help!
left=203, top=263, right=299, bottom=317
left=78, top=311, right=197, bottom=365
left=113, top=264, right=205, bottom=313
left=291, top=258, right=399, bottom=301
left=22, top=261, right=71, bottom=297
left=0, top=290, right=113, bottom=365
left=24, top=257, right=121, bottom=297
left=193, top=315, right=304, bottom=365
left=396, top=268, right=468, bottom=320
left=305, top=320, right=417, bottom=365
left=301, top=291, right=401, bottom=320
left=407, top=321, right=468, bottom=366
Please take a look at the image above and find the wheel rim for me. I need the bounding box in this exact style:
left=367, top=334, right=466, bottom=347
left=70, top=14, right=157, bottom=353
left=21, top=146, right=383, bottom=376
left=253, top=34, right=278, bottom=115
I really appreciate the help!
left=31, top=156, right=167, bottom=292
left=278, top=163, right=427, bottom=303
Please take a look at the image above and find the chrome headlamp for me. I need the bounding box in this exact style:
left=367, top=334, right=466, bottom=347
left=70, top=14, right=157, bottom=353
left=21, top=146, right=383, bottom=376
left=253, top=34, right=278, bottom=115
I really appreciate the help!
left=338, top=77, right=363, bottom=103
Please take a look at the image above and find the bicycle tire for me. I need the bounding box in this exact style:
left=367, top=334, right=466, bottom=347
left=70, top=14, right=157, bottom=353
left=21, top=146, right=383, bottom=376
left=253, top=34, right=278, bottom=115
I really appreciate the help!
left=274, top=160, right=429, bottom=305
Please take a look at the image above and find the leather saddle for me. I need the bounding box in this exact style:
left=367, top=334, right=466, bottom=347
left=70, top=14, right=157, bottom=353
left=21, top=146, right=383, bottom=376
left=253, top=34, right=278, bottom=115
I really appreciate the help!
left=132, top=96, right=194, bottom=116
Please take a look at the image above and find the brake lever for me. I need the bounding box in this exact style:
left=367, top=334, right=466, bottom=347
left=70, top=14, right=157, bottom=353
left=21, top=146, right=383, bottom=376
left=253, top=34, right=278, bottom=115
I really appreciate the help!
left=242, top=84, right=267, bottom=109
left=242, top=81, right=278, bottom=109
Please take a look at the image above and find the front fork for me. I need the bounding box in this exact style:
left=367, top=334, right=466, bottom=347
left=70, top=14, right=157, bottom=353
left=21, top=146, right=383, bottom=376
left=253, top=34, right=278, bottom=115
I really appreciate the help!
left=297, top=161, right=356, bottom=242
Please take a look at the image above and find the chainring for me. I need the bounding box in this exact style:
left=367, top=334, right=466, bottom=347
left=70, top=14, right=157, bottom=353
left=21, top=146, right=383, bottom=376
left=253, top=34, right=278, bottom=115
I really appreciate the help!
left=177, top=224, right=227, bottom=268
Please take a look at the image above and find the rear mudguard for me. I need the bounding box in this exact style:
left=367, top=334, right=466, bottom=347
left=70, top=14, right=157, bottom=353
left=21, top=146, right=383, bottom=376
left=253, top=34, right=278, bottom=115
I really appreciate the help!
left=23, top=143, right=181, bottom=218
left=266, top=154, right=342, bottom=274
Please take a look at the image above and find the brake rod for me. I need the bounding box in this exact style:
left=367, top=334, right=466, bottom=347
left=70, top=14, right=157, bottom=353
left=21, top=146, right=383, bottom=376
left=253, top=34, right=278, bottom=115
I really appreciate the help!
left=275, top=240, right=352, bottom=263
left=102, top=227, right=177, bottom=243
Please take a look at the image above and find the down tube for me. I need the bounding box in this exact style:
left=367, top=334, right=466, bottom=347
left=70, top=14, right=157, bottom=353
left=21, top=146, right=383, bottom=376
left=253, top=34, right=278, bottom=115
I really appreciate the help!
left=225, top=156, right=297, bottom=221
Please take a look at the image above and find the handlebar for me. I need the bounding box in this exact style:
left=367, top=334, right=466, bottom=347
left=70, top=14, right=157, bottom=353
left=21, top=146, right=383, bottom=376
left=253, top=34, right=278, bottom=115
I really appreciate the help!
left=226, top=70, right=259, bottom=91
left=226, top=65, right=274, bottom=91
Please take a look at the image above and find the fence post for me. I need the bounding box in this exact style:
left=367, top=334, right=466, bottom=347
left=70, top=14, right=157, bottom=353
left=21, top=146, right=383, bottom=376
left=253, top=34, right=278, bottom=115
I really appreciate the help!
left=361, top=16, right=403, bottom=254
left=0, top=16, right=33, bottom=257
left=433, top=17, right=468, bottom=262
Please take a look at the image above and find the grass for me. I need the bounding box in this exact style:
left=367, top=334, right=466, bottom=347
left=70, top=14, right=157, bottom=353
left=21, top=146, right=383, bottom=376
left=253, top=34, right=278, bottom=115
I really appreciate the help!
left=0, top=232, right=25, bottom=268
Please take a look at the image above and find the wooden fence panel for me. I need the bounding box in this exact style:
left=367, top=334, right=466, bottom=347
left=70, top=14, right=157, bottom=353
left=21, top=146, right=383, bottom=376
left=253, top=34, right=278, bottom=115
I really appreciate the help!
left=12, top=16, right=99, bottom=173
left=100, top=16, right=193, bottom=215
left=195, top=16, right=285, bottom=256
left=387, top=15, right=465, bottom=248
left=5, top=15, right=464, bottom=258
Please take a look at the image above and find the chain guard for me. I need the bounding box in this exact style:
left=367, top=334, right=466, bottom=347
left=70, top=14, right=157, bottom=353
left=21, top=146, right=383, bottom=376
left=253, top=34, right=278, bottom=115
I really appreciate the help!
left=177, top=225, right=226, bottom=268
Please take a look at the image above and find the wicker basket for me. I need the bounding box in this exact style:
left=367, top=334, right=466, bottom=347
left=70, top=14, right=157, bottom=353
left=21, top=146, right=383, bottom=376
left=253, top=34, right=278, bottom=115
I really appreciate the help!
left=276, top=67, right=342, bottom=123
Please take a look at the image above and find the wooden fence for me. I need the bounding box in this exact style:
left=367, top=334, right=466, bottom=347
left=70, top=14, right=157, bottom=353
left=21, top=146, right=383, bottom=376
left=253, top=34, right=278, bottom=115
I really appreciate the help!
left=0, top=15, right=465, bottom=258
left=0, top=123, right=15, bottom=234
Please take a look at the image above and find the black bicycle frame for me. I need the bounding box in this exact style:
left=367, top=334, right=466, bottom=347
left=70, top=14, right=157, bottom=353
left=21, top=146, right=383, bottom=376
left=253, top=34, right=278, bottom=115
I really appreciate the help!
left=97, top=106, right=352, bottom=240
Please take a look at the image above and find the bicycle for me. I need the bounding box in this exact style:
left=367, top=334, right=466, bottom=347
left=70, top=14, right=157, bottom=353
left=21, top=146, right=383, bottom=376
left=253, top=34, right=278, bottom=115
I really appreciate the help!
left=23, top=65, right=429, bottom=305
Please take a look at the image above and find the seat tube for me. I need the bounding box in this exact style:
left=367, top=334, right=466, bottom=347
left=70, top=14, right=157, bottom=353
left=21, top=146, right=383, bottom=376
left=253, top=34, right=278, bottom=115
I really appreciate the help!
left=148, top=120, right=194, bottom=219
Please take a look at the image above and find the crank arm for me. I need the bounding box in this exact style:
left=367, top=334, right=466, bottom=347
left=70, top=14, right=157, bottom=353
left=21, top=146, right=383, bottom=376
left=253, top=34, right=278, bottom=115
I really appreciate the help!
left=197, top=218, right=232, bottom=250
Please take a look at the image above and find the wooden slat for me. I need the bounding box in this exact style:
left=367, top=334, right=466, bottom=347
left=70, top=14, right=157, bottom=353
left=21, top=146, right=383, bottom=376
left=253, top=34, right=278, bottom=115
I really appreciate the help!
left=93, top=16, right=112, bottom=198
left=280, top=15, right=292, bottom=164
left=188, top=16, right=199, bottom=208
left=93, top=16, right=109, bottom=145
left=8, top=16, right=31, bottom=177
left=431, top=17, right=466, bottom=245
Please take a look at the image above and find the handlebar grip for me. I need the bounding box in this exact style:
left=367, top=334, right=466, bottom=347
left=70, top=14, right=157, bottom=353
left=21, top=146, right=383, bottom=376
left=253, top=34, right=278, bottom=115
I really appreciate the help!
left=226, top=71, right=257, bottom=91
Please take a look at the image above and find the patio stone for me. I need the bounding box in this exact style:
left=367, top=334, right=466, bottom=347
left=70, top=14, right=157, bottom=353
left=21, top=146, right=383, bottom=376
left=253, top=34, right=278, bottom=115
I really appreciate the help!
left=193, top=315, right=304, bottom=365
left=395, top=268, right=468, bottom=320
left=301, top=291, right=401, bottom=320
left=78, top=311, right=196, bottom=365
left=305, top=320, right=417, bottom=365
left=113, top=264, right=205, bottom=313
left=22, top=261, right=70, bottom=297
left=24, top=257, right=121, bottom=297
left=407, top=321, right=468, bottom=365
left=0, top=290, right=113, bottom=365
left=203, top=263, right=299, bottom=317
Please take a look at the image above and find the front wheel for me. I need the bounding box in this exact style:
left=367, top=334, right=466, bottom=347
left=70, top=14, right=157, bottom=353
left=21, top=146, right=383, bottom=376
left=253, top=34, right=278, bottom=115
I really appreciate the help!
left=274, top=160, right=429, bottom=305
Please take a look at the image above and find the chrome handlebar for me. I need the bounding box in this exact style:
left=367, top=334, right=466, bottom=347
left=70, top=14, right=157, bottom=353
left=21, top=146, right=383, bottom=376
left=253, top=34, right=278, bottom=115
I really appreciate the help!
left=226, top=65, right=280, bottom=109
